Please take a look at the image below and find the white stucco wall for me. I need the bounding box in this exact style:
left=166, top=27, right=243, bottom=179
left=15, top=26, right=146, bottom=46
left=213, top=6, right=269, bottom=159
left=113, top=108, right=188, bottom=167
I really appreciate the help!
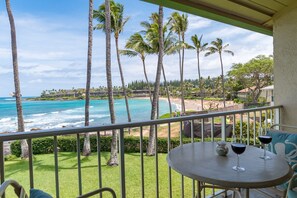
left=274, top=4, right=297, bottom=125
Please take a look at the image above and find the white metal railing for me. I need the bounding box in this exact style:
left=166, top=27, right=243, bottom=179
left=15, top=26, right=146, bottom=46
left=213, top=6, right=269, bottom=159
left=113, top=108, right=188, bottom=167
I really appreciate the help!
left=0, top=105, right=282, bottom=198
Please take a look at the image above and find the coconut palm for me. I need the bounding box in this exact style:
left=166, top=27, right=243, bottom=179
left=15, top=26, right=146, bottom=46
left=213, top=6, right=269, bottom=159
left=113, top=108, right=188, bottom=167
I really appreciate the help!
left=147, top=6, right=164, bottom=156
left=205, top=38, right=234, bottom=107
left=120, top=33, right=153, bottom=103
left=190, top=34, right=208, bottom=110
left=5, top=0, right=28, bottom=158
left=94, top=0, right=131, bottom=124
left=104, top=0, right=118, bottom=166
left=142, top=14, right=177, bottom=117
left=169, top=12, right=188, bottom=114
left=83, top=0, right=93, bottom=156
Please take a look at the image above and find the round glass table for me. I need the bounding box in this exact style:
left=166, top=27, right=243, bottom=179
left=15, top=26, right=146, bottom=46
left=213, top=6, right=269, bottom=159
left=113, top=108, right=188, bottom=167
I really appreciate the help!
left=167, top=142, right=293, bottom=198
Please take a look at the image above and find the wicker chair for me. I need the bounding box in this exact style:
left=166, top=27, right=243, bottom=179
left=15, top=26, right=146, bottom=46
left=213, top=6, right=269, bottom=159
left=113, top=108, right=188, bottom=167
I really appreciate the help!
left=0, top=179, right=28, bottom=198
left=287, top=166, right=297, bottom=198
left=77, top=187, right=116, bottom=198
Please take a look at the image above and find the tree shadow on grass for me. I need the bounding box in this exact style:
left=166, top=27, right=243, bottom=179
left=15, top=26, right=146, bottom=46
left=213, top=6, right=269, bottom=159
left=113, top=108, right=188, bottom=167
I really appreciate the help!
left=5, top=152, right=116, bottom=178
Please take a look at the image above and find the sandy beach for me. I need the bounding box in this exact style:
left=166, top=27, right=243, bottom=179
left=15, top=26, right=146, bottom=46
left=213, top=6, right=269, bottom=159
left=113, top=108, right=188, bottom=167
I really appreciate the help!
left=161, top=97, right=235, bottom=111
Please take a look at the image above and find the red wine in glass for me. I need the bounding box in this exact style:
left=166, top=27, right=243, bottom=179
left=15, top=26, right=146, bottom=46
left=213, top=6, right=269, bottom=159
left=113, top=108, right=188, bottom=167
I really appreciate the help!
left=259, top=135, right=272, bottom=160
left=231, top=143, right=246, bottom=172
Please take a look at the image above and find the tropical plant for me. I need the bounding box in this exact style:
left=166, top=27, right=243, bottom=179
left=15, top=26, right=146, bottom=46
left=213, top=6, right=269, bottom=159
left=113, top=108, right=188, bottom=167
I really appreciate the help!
left=141, top=13, right=177, bottom=116
left=190, top=34, right=208, bottom=110
left=5, top=0, right=28, bottom=158
left=228, top=55, right=273, bottom=103
left=104, top=0, right=118, bottom=166
left=94, top=0, right=131, bottom=124
left=147, top=6, right=164, bottom=156
left=169, top=12, right=189, bottom=114
left=120, top=33, right=153, bottom=102
left=205, top=38, right=234, bottom=107
left=83, top=0, right=93, bottom=156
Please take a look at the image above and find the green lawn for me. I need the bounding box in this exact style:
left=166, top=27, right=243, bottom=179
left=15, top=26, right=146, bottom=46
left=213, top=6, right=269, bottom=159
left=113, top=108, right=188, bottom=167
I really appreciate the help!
left=4, top=152, right=209, bottom=197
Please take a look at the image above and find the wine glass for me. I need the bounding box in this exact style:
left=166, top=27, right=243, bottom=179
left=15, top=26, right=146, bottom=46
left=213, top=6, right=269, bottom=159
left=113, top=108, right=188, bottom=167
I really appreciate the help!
left=258, top=129, right=272, bottom=160
left=231, top=135, right=246, bottom=172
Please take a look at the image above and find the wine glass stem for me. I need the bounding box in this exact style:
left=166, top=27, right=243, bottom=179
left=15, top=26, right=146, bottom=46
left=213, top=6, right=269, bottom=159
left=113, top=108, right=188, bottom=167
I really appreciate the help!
left=237, top=154, right=240, bottom=168
left=264, top=144, right=266, bottom=158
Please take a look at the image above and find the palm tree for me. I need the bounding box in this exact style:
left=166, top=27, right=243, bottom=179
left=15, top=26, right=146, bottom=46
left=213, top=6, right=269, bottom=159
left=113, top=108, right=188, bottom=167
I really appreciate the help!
left=104, top=0, right=118, bottom=166
left=120, top=33, right=153, bottom=103
left=83, top=0, right=93, bottom=156
left=94, top=0, right=131, bottom=124
left=205, top=38, right=234, bottom=107
left=142, top=14, right=177, bottom=117
left=147, top=5, right=164, bottom=156
left=169, top=12, right=188, bottom=114
left=190, top=34, right=208, bottom=110
left=5, top=0, right=28, bottom=158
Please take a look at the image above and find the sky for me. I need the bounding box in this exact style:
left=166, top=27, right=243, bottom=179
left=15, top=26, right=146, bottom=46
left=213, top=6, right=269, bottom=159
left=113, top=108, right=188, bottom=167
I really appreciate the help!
left=0, top=0, right=273, bottom=97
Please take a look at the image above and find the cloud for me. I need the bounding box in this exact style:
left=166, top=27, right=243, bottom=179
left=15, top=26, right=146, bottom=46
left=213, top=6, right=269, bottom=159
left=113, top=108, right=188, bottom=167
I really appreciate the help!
left=187, top=15, right=212, bottom=32
left=0, top=67, right=11, bottom=74
left=28, top=79, right=42, bottom=84
left=206, top=27, right=249, bottom=40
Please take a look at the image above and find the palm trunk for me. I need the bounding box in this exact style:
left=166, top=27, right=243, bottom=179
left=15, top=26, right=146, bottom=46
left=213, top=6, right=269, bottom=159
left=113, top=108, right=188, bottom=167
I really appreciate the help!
left=115, top=36, right=131, bottom=123
left=196, top=51, right=203, bottom=110
left=177, top=35, right=183, bottom=114
left=105, top=0, right=118, bottom=166
left=219, top=53, right=226, bottom=108
left=142, top=57, right=152, bottom=104
left=83, top=0, right=93, bottom=156
left=6, top=0, right=28, bottom=158
left=162, top=64, right=172, bottom=116
left=147, top=5, right=163, bottom=156
left=181, top=34, right=186, bottom=114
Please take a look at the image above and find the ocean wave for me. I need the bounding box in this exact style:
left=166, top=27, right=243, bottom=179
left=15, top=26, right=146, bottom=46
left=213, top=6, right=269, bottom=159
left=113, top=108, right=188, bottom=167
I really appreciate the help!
left=91, top=114, right=110, bottom=118
left=32, top=113, right=47, bottom=117
left=51, top=111, right=59, bottom=114
left=0, top=118, right=12, bottom=122
left=63, top=108, right=84, bottom=114
left=4, top=98, right=15, bottom=101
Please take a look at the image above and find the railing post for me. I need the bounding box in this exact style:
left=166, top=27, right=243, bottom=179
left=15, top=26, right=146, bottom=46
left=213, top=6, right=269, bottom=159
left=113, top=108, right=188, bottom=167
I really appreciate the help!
left=119, top=128, right=126, bottom=198
left=0, top=141, right=4, bottom=198
left=28, top=139, right=34, bottom=189
left=221, top=116, right=226, bottom=141
left=274, top=108, right=281, bottom=129
left=0, top=141, right=4, bottom=184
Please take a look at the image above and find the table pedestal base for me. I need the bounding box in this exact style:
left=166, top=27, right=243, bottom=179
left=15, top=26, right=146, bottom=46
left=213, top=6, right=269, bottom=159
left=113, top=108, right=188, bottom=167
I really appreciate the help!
left=196, top=181, right=248, bottom=198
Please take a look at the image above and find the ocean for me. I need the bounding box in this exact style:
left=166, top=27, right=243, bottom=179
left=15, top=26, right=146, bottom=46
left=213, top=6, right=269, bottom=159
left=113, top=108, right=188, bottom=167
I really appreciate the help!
left=0, top=97, right=176, bottom=132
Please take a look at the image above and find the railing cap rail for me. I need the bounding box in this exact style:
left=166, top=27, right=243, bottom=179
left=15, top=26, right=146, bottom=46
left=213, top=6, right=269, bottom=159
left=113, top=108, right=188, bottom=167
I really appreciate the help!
left=0, top=105, right=282, bottom=141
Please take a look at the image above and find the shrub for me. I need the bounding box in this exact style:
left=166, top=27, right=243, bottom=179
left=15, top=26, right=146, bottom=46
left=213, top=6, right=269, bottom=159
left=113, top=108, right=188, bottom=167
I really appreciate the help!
left=10, top=135, right=196, bottom=157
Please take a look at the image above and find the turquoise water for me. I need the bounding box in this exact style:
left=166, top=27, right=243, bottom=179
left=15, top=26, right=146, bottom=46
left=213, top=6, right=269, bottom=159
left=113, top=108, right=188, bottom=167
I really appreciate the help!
left=0, top=97, right=176, bottom=132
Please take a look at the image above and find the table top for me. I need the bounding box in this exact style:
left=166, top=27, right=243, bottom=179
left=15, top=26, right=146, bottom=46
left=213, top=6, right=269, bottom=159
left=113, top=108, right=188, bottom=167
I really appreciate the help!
left=167, top=142, right=293, bottom=189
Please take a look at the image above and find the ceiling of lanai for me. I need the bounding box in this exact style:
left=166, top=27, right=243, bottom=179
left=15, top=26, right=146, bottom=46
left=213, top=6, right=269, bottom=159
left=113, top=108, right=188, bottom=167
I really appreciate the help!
left=143, top=0, right=297, bottom=36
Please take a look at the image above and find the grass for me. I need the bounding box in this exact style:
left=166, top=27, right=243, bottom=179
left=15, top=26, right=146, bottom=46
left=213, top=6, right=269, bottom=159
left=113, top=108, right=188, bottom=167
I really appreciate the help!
left=4, top=152, right=205, bottom=197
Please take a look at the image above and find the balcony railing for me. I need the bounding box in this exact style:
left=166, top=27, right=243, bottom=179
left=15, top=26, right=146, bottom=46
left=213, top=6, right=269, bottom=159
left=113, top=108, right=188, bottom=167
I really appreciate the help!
left=0, top=105, right=282, bottom=197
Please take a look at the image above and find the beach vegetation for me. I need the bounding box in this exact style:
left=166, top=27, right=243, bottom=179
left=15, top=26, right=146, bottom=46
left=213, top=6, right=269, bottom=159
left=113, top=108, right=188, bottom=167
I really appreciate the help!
left=169, top=12, right=189, bottom=115
left=10, top=135, right=189, bottom=157
left=228, top=55, right=273, bottom=103
left=94, top=0, right=132, bottom=127
left=147, top=6, right=164, bottom=156
left=190, top=34, right=208, bottom=110
left=121, top=33, right=153, bottom=103
left=205, top=38, right=234, bottom=108
left=83, top=0, right=94, bottom=157
left=5, top=0, right=28, bottom=158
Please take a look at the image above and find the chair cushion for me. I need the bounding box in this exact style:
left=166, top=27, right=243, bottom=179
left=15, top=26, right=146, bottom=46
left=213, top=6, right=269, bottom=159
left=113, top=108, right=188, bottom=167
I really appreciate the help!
left=287, top=189, right=297, bottom=198
left=30, top=189, right=53, bottom=198
left=267, top=129, right=297, bottom=166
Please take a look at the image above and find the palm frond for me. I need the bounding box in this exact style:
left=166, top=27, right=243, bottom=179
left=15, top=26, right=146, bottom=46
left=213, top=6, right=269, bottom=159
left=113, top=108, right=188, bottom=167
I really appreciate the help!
left=119, top=49, right=138, bottom=57
left=224, top=50, right=234, bottom=56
